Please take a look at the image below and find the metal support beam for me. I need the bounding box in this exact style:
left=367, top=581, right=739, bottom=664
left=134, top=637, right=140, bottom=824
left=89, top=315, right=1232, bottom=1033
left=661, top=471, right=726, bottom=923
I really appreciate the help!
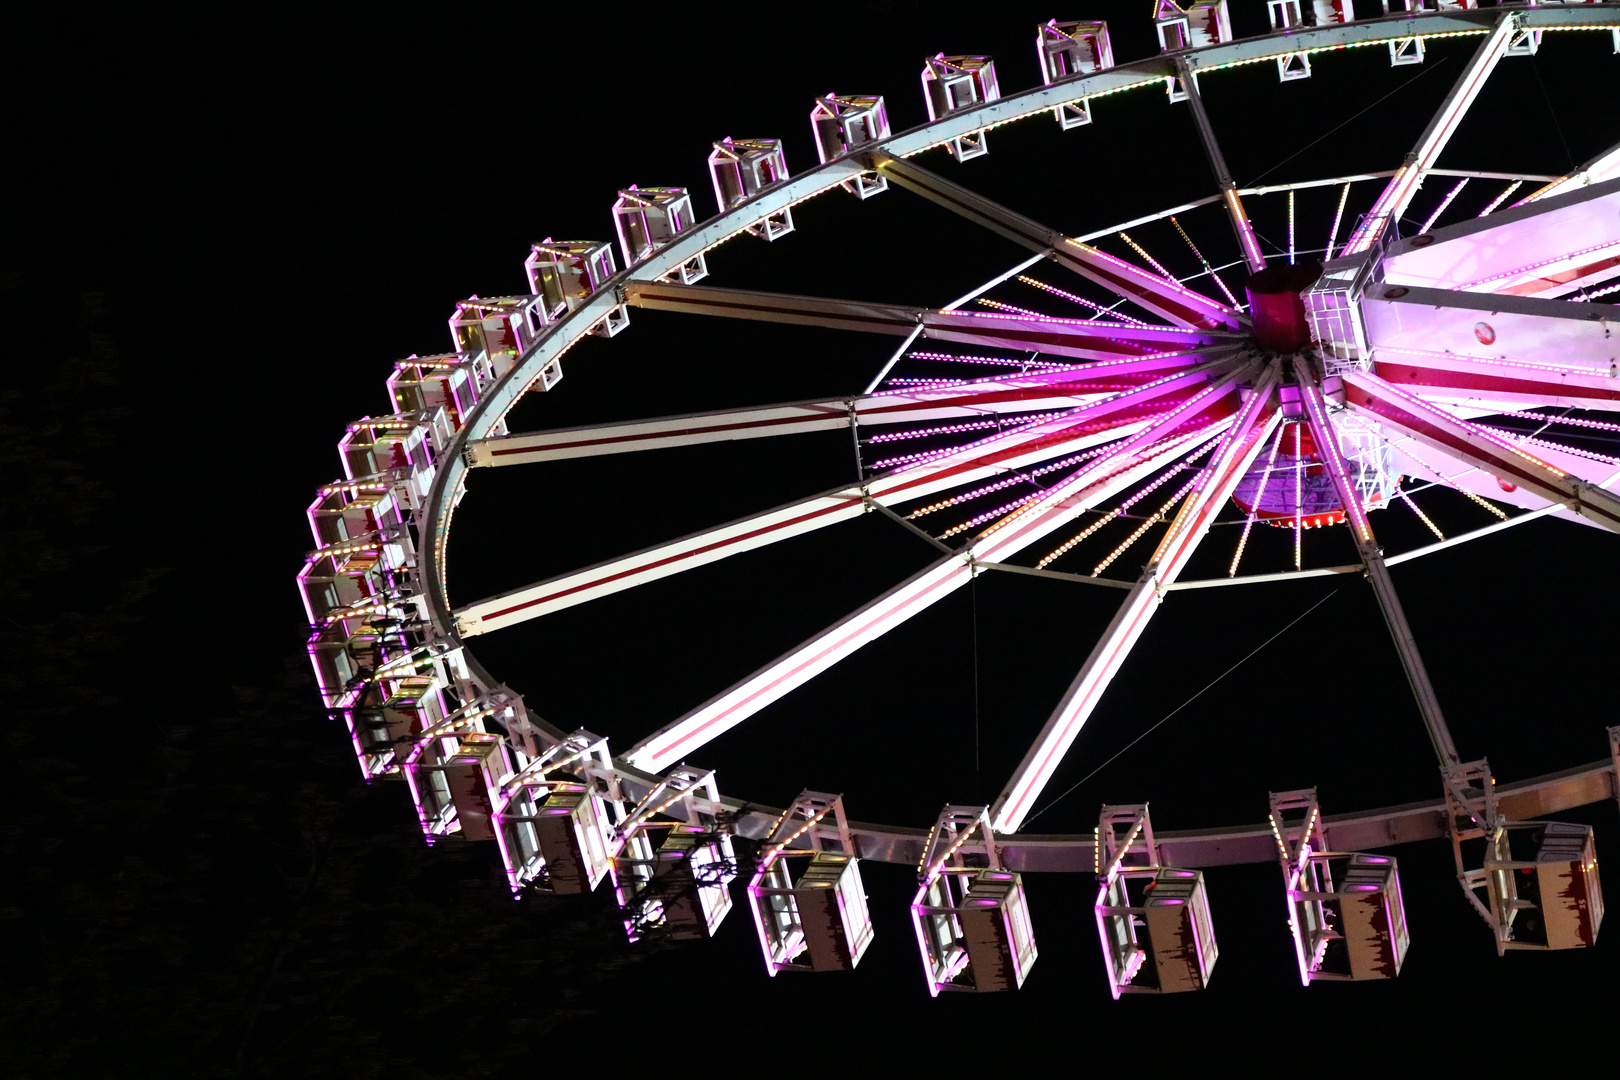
left=1520, top=138, right=1620, bottom=205
left=991, top=368, right=1283, bottom=833
left=457, top=362, right=1236, bottom=635
left=1175, top=56, right=1266, bottom=274
left=1340, top=369, right=1620, bottom=533
left=1295, top=359, right=1459, bottom=765
left=624, top=404, right=1238, bottom=773
left=1341, top=12, right=1517, bottom=256
left=623, top=279, right=1242, bottom=359
left=866, top=151, right=1245, bottom=332
left=467, top=358, right=1214, bottom=467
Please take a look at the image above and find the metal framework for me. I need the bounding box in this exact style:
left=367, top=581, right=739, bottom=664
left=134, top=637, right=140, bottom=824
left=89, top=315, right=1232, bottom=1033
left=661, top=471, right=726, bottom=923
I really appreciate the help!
left=298, top=4, right=1620, bottom=996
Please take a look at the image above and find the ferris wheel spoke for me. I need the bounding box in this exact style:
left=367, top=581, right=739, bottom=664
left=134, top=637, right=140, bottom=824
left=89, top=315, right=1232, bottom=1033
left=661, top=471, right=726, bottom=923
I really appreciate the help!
left=1519, top=139, right=1620, bottom=205
left=1173, top=56, right=1266, bottom=274
left=622, top=401, right=1242, bottom=774
left=989, top=371, right=1284, bottom=834
left=1372, top=356, right=1620, bottom=415
left=1341, top=370, right=1620, bottom=534
left=622, top=280, right=1241, bottom=360
left=865, top=151, right=1245, bottom=332
left=1294, top=360, right=1459, bottom=766
left=1341, top=12, right=1517, bottom=257
left=1383, top=174, right=1620, bottom=296
left=464, top=361, right=1212, bottom=467
left=1361, top=285, right=1620, bottom=411
left=452, top=369, right=1237, bottom=636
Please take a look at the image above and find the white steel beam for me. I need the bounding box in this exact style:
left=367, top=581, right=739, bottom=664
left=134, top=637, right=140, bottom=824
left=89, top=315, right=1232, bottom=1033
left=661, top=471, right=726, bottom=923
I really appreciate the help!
left=991, top=368, right=1284, bottom=833
left=1361, top=284, right=1620, bottom=409
left=1341, top=12, right=1517, bottom=257
left=867, top=152, right=1246, bottom=332
left=1519, top=138, right=1620, bottom=205
left=456, top=362, right=1238, bottom=635
left=1382, top=431, right=1578, bottom=521
left=1070, top=169, right=1560, bottom=246
left=1175, top=56, right=1267, bottom=274
left=1368, top=348, right=1620, bottom=415
left=624, top=375, right=1258, bottom=772
left=921, top=310, right=1237, bottom=361
left=1294, top=359, right=1459, bottom=765
left=622, top=280, right=1242, bottom=359
left=1384, top=175, right=1620, bottom=296
left=1382, top=502, right=1568, bottom=568
left=466, top=355, right=1220, bottom=467
left=1340, top=369, right=1620, bottom=533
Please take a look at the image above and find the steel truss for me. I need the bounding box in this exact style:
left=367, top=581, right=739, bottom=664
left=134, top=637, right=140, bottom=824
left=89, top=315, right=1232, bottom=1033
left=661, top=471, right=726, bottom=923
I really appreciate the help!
left=298, top=3, right=1620, bottom=998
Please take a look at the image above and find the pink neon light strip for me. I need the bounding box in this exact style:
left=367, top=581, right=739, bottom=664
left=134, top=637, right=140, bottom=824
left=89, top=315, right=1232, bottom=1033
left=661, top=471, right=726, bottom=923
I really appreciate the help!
left=1017, top=276, right=1152, bottom=326
left=1229, top=420, right=1287, bottom=577
left=909, top=350, right=1079, bottom=371
left=1300, top=379, right=1373, bottom=544
left=977, top=298, right=1050, bottom=319
left=1455, top=238, right=1620, bottom=292
left=1477, top=425, right=1620, bottom=466
left=1419, top=177, right=1469, bottom=235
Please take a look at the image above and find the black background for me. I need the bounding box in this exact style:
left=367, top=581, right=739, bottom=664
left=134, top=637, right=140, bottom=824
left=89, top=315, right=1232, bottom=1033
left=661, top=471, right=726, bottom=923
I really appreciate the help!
left=4, top=1, right=1618, bottom=1074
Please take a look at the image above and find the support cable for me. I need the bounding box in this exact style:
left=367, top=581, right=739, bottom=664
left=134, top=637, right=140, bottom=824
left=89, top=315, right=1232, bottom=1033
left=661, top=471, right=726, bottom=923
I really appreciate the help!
left=1021, top=589, right=1340, bottom=828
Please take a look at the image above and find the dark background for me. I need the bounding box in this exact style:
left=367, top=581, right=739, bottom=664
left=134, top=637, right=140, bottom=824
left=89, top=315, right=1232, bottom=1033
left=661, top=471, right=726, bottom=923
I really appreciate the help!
left=4, top=1, right=1617, bottom=1074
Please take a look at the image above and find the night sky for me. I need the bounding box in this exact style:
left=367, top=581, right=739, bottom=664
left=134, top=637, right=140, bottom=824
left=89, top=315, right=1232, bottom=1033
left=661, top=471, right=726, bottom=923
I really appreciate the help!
left=5, top=2, right=1618, bottom=1073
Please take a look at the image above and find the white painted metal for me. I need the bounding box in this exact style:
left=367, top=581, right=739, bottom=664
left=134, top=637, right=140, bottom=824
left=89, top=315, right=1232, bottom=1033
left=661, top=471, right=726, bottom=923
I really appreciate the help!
left=622, top=278, right=1242, bottom=357
left=625, top=375, right=1255, bottom=771
left=1361, top=285, right=1620, bottom=392
left=1385, top=175, right=1620, bottom=296
left=991, top=367, right=1283, bottom=832
left=1174, top=54, right=1267, bottom=273
left=1341, top=12, right=1516, bottom=256
left=1295, top=360, right=1459, bottom=764
left=1521, top=138, right=1620, bottom=204
left=466, top=360, right=1208, bottom=467
left=1340, top=369, right=1620, bottom=532
left=455, top=362, right=1237, bottom=636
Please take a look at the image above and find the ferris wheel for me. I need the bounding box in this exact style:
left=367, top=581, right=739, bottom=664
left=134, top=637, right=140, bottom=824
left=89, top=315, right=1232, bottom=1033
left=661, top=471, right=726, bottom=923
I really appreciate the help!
left=299, top=1, right=1620, bottom=997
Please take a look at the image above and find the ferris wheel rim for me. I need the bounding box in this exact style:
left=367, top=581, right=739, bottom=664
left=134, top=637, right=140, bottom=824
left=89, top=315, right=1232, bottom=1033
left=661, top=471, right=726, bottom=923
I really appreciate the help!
left=394, top=4, right=1620, bottom=861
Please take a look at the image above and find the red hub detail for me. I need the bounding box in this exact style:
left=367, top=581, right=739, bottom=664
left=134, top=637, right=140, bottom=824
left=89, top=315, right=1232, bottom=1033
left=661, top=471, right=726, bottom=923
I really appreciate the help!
left=1245, top=263, right=1322, bottom=352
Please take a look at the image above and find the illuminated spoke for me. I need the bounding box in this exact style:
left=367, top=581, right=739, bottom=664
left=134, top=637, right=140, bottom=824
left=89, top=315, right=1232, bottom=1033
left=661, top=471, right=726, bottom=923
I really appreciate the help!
left=1169, top=216, right=1239, bottom=308
left=1292, top=424, right=1303, bottom=570
left=869, top=151, right=1244, bottom=330
left=991, top=375, right=1284, bottom=833
left=1342, top=14, right=1516, bottom=255
left=1343, top=370, right=1620, bottom=533
left=1228, top=420, right=1288, bottom=577
left=625, top=406, right=1233, bottom=772
left=1418, top=177, right=1468, bottom=234
left=1478, top=181, right=1522, bottom=218
left=1037, top=434, right=1221, bottom=570
left=1325, top=181, right=1351, bottom=260
left=1091, top=472, right=1201, bottom=576
left=1017, top=276, right=1150, bottom=325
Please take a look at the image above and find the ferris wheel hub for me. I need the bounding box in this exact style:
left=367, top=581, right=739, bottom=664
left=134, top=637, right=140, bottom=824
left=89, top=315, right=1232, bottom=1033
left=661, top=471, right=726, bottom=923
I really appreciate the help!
left=1246, top=262, right=1323, bottom=352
